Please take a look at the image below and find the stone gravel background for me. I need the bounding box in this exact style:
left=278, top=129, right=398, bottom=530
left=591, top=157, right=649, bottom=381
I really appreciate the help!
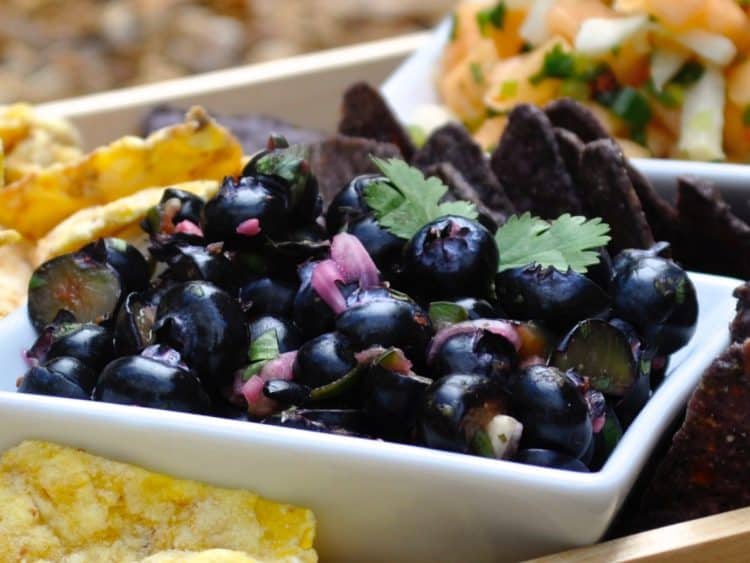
left=0, top=0, right=451, bottom=104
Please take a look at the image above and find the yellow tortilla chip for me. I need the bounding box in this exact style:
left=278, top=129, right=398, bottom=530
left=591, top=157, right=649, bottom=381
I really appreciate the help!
left=0, top=107, right=242, bottom=239
left=0, top=440, right=317, bottom=562
left=0, top=103, right=83, bottom=184
left=0, top=240, right=33, bottom=317
left=32, top=180, right=219, bottom=265
left=0, top=229, right=22, bottom=247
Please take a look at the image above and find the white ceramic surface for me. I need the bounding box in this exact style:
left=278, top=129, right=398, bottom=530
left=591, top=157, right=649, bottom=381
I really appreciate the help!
left=380, top=21, right=750, bottom=217
left=0, top=272, right=739, bottom=562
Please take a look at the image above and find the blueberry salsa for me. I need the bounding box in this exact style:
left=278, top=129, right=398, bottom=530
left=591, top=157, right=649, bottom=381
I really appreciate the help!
left=18, top=136, right=699, bottom=473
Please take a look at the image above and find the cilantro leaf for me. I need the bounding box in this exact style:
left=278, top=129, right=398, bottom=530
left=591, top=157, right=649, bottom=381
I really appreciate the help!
left=496, top=213, right=611, bottom=273
left=364, top=157, right=477, bottom=240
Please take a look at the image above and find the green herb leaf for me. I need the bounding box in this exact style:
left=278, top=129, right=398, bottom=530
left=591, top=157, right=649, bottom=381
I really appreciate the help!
left=242, top=329, right=280, bottom=381
left=476, top=2, right=506, bottom=35
left=495, top=213, right=611, bottom=273
left=364, top=157, right=478, bottom=240
left=429, top=302, right=470, bottom=330
left=470, top=62, right=485, bottom=85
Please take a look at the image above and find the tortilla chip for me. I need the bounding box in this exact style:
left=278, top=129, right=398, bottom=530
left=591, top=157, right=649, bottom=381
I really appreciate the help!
left=0, top=103, right=83, bottom=184
left=0, top=240, right=34, bottom=317
left=490, top=104, right=582, bottom=218
left=0, top=440, right=317, bottom=562
left=33, top=181, right=219, bottom=265
left=412, top=123, right=515, bottom=224
left=0, top=107, right=242, bottom=239
left=578, top=139, right=655, bottom=254
left=338, top=82, right=415, bottom=161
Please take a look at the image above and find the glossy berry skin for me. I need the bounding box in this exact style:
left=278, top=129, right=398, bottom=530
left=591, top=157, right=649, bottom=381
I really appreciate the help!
left=335, top=292, right=433, bottom=367
left=431, top=330, right=517, bottom=382
left=403, top=216, right=499, bottom=301
left=514, top=449, right=590, bottom=472
left=45, top=324, right=114, bottom=374
left=248, top=315, right=301, bottom=353
left=17, top=357, right=95, bottom=400
left=239, top=277, right=296, bottom=319
left=345, top=215, right=404, bottom=277
left=325, top=174, right=383, bottom=235
left=203, top=175, right=289, bottom=248
left=94, top=356, right=210, bottom=414
left=81, top=238, right=150, bottom=296
left=508, top=365, right=592, bottom=459
left=452, top=298, right=498, bottom=320
left=362, top=364, right=431, bottom=442
left=152, top=281, right=247, bottom=391
left=418, top=374, right=506, bottom=454
left=293, top=332, right=356, bottom=389
left=611, top=252, right=698, bottom=355
left=154, top=242, right=236, bottom=291
left=495, top=265, right=610, bottom=331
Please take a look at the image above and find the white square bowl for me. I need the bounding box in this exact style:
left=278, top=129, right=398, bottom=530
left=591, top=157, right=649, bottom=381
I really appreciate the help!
left=0, top=271, right=739, bottom=562
left=0, top=33, right=745, bottom=560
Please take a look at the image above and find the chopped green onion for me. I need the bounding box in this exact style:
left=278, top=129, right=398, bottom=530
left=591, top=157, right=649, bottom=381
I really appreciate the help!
left=672, top=61, right=705, bottom=86
left=499, top=80, right=518, bottom=100
left=530, top=44, right=599, bottom=85
left=470, top=62, right=484, bottom=85
left=476, top=2, right=506, bottom=35
left=610, top=87, right=652, bottom=131
left=407, top=124, right=427, bottom=148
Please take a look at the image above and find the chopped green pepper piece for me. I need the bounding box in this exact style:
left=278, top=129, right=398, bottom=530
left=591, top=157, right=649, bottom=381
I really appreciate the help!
left=476, top=2, right=506, bottom=35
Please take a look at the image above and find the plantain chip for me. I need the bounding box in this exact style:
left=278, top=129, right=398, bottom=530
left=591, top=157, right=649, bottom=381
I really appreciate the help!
left=0, top=103, right=83, bottom=184
left=33, top=180, right=219, bottom=265
left=0, top=107, right=242, bottom=239
left=0, top=239, right=33, bottom=318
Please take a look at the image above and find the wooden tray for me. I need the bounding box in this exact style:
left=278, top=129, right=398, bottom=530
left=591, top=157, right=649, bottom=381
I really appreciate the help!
left=28, top=31, right=750, bottom=561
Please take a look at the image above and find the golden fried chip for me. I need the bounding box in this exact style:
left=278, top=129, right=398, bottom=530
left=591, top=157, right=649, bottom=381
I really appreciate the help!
left=32, top=180, right=219, bottom=265
left=0, top=441, right=318, bottom=563
left=0, top=230, right=22, bottom=247
left=0, top=103, right=83, bottom=184
left=0, top=240, right=33, bottom=317
left=141, top=549, right=266, bottom=562
left=0, top=107, right=242, bottom=239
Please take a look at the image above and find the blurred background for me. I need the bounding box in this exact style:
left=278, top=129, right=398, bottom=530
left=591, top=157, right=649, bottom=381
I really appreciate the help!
left=0, top=0, right=451, bottom=104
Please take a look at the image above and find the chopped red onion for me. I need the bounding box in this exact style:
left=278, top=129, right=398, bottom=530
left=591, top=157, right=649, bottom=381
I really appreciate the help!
left=311, top=259, right=347, bottom=314
left=174, top=220, right=204, bottom=237
left=428, top=320, right=521, bottom=364
left=240, top=351, right=297, bottom=418
left=330, top=232, right=380, bottom=289
left=236, top=218, right=262, bottom=237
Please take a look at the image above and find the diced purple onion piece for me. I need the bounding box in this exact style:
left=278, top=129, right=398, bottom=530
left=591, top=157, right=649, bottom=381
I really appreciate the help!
left=330, top=232, right=380, bottom=289
left=236, top=218, right=262, bottom=237
left=311, top=259, right=347, bottom=314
